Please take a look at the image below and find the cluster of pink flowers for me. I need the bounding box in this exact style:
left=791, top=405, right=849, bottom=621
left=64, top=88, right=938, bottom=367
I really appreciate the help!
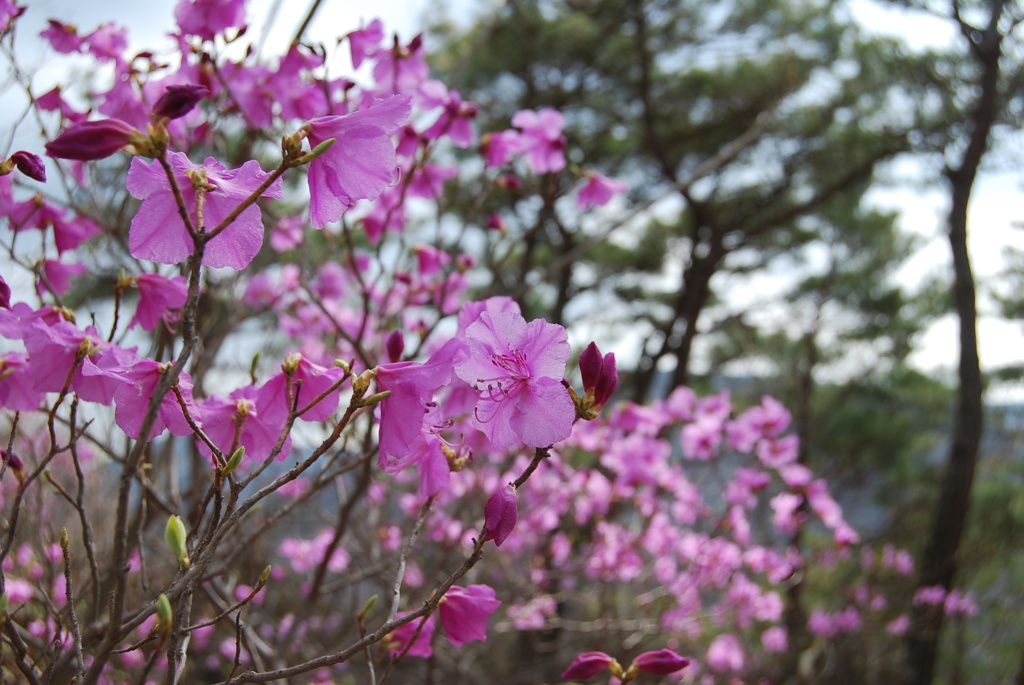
left=0, top=1, right=969, bottom=682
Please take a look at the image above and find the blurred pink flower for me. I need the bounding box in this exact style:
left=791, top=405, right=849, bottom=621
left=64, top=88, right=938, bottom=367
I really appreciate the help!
left=577, top=171, right=628, bottom=210
left=174, top=0, right=246, bottom=41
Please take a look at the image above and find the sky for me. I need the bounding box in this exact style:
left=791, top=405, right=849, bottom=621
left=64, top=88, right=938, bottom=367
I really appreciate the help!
left=7, top=0, right=1024, bottom=395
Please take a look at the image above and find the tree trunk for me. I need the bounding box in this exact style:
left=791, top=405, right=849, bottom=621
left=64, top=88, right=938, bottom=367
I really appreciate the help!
left=906, top=3, right=1005, bottom=682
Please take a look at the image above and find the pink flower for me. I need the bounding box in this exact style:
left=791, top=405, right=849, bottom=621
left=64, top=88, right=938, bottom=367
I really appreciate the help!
left=511, top=108, right=566, bottom=174
left=560, top=651, right=614, bottom=680
left=371, top=34, right=428, bottom=95
left=706, top=633, right=745, bottom=672
left=454, top=311, right=574, bottom=450
left=82, top=23, right=127, bottom=63
left=255, top=354, right=344, bottom=426
left=306, top=95, right=412, bottom=228
left=0, top=1, right=24, bottom=33
left=483, top=483, right=518, bottom=547
left=438, top=584, right=501, bottom=647
left=886, top=615, right=910, bottom=636
left=632, top=648, right=690, bottom=675
left=346, top=18, right=384, bottom=69
left=38, top=259, right=86, bottom=296
left=126, top=152, right=283, bottom=269
left=761, top=626, right=788, bottom=653
left=196, top=386, right=291, bottom=465
left=174, top=0, right=247, bottom=41
left=577, top=171, right=628, bottom=210
left=387, top=613, right=436, bottom=658
left=114, top=360, right=198, bottom=440
left=481, top=130, right=521, bottom=168
left=376, top=338, right=466, bottom=472
left=40, top=20, right=81, bottom=53
left=0, top=275, right=9, bottom=309
left=0, top=353, right=45, bottom=411
left=129, top=273, right=188, bottom=331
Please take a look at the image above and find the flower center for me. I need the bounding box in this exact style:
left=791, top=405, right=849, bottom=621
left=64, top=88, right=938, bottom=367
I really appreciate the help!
left=473, top=349, right=531, bottom=401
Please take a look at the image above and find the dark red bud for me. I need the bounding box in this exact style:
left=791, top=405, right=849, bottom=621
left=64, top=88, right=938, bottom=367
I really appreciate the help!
left=1, top=449, right=24, bottom=472
left=45, top=119, right=137, bottom=161
left=593, top=352, right=618, bottom=407
left=152, top=84, right=209, bottom=120
left=560, top=652, right=614, bottom=680
left=11, top=151, right=46, bottom=182
left=632, top=648, right=690, bottom=675
left=579, top=342, right=604, bottom=393
left=385, top=330, right=405, bottom=363
left=483, top=483, right=517, bottom=547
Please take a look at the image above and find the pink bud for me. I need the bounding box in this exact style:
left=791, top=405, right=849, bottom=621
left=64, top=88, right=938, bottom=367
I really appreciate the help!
left=632, top=648, right=690, bottom=675
left=45, top=119, right=137, bottom=161
left=152, top=84, right=209, bottom=120
left=10, top=151, right=46, bottom=182
left=0, top=275, right=10, bottom=309
left=483, top=483, right=517, bottom=547
left=560, top=651, right=614, bottom=680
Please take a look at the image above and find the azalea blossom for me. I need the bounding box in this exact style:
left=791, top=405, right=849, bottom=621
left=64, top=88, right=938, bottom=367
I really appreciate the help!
left=511, top=108, right=566, bottom=174
left=129, top=273, right=188, bottom=331
left=438, top=584, right=501, bottom=647
left=454, top=311, right=574, bottom=450
left=126, top=151, right=283, bottom=269
left=306, top=95, right=412, bottom=228
left=577, top=170, right=628, bottom=210
left=174, top=0, right=247, bottom=41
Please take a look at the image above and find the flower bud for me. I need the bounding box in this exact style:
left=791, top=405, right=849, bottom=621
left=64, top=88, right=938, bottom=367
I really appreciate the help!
left=152, top=84, right=209, bottom=120
left=165, top=515, right=191, bottom=569
left=156, top=593, right=173, bottom=638
left=45, top=119, right=138, bottom=161
left=358, top=593, right=378, bottom=620
left=385, top=330, right=404, bottom=363
left=483, top=483, right=518, bottom=547
left=7, top=151, right=46, bottom=182
left=282, top=352, right=302, bottom=376
left=579, top=342, right=617, bottom=409
left=560, top=651, right=615, bottom=680
left=220, top=446, right=245, bottom=475
left=632, top=648, right=690, bottom=675
left=1, top=449, right=24, bottom=474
